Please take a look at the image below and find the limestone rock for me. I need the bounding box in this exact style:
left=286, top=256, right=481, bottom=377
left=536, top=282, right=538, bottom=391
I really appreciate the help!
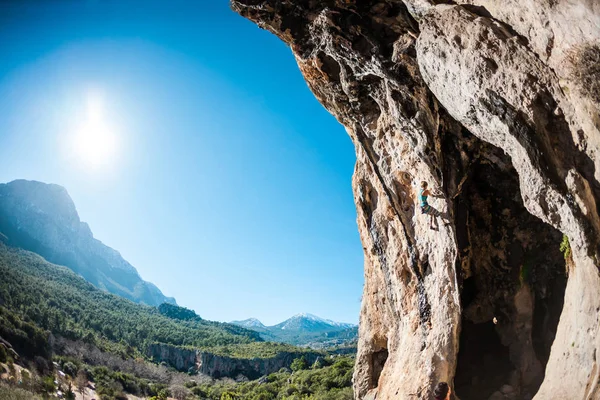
left=147, top=343, right=320, bottom=380
left=231, top=0, right=599, bottom=399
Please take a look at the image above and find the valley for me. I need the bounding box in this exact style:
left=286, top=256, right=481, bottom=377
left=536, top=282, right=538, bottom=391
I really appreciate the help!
left=0, top=180, right=355, bottom=399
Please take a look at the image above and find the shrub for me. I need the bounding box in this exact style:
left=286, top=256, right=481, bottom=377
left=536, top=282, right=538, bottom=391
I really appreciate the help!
left=560, top=234, right=571, bottom=260
left=170, top=385, right=190, bottom=400
left=40, top=376, right=56, bottom=395
left=191, top=385, right=207, bottom=397
left=184, top=380, right=197, bottom=388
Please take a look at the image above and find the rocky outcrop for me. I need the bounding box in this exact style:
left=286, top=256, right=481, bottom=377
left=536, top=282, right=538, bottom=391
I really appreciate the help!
left=0, top=180, right=176, bottom=307
left=147, top=343, right=198, bottom=372
left=147, top=343, right=320, bottom=380
left=197, top=351, right=320, bottom=380
left=231, top=1, right=599, bottom=399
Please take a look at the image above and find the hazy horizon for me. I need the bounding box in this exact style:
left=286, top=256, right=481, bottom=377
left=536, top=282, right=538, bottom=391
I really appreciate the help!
left=0, top=0, right=363, bottom=325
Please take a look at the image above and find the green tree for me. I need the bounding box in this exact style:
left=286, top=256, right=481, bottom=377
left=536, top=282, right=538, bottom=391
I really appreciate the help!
left=291, top=357, right=308, bottom=372
left=62, top=361, right=77, bottom=377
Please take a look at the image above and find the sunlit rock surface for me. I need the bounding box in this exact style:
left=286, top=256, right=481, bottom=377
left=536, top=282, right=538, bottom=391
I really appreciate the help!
left=231, top=1, right=599, bottom=399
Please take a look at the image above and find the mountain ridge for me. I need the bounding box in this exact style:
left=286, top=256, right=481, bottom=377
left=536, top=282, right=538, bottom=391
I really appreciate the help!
left=230, top=318, right=267, bottom=330
left=231, top=313, right=358, bottom=348
left=0, top=179, right=175, bottom=307
left=231, top=313, right=356, bottom=331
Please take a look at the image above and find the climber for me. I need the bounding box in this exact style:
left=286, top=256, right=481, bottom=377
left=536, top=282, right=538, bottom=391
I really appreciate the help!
left=433, top=382, right=451, bottom=400
left=419, top=181, right=446, bottom=230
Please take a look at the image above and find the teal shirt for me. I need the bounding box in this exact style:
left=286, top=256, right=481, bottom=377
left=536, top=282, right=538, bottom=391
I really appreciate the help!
left=419, top=189, right=428, bottom=207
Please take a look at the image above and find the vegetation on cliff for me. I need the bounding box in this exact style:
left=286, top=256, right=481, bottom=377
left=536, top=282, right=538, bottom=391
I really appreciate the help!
left=187, top=355, right=354, bottom=400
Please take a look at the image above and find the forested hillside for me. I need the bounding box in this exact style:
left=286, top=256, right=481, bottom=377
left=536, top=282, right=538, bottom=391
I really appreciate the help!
left=0, top=242, right=270, bottom=359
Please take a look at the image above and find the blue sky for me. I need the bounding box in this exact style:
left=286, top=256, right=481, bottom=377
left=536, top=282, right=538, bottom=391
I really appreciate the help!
left=0, top=0, right=363, bottom=325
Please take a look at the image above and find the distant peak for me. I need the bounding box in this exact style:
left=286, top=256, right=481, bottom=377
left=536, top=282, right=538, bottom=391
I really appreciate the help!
left=293, top=312, right=319, bottom=319
left=291, top=313, right=339, bottom=324
left=244, top=317, right=263, bottom=324
left=283, top=313, right=356, bottom=327
left=231, top=318, right=266, bottom=328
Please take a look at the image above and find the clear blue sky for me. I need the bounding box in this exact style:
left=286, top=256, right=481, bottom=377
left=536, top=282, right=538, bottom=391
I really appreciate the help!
left=0, top=0, right=363, bottom=325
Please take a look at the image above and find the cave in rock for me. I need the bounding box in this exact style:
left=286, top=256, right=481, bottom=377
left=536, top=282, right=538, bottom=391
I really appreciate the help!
left=371, top=348, right=389, bottom=388
left=453, top=145, right=568, bottom=400
left=455, top=320, right=513, bottom=399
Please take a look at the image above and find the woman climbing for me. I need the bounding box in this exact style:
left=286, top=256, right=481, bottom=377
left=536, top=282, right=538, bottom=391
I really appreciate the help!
left=419, top=181, right=444, bottom=230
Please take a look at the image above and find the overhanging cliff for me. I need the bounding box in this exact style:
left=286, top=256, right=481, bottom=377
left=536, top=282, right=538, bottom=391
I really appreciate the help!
left=231, top=1, right=600, bottom=399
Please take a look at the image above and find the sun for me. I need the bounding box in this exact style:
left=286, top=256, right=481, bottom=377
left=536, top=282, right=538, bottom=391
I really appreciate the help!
left=72, top=93, right=119, bottom=169
left=75, top=122, right=117, bottom=168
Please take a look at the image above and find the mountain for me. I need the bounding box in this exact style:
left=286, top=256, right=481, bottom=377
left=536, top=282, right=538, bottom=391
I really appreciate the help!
left=230, top=313, right=358, bottom=348
left=230, top=318, right=267, bottom=330
left=274, top=313, right=355, bottom=332
left=0, top=179, right=175, bottom=306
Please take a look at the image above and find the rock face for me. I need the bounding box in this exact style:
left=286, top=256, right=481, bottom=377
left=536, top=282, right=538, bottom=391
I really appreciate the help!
left=231, top=1, right=599, bottom=399
left=147, top=343, right=320, bottom=380
left=0, top=180, right=176, bottom=307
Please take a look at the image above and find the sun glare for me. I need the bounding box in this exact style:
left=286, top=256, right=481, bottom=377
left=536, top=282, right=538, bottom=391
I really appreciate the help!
left=75, top=122, right=117, bottom=168
left=71, top=93, right=119, bottom=170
